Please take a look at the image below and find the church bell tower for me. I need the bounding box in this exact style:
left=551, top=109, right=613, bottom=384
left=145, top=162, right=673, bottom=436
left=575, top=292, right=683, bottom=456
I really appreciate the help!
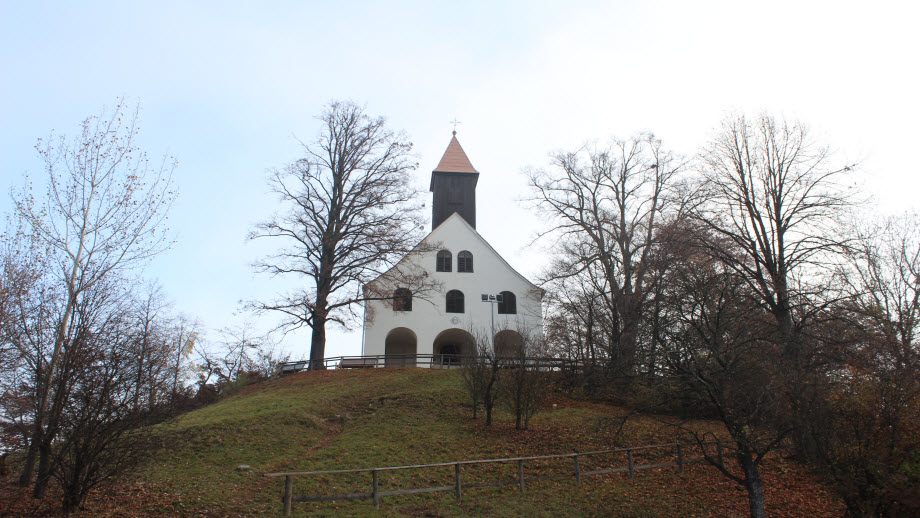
left=429, top=131, right=479, bottom=229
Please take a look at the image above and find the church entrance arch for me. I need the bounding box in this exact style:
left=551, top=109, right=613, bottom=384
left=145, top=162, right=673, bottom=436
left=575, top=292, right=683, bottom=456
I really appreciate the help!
left=432, top=328, right=475, bottom=367
left=494, top=330, right=524, bottom=359
left=385, top=327, right=417, bottom=367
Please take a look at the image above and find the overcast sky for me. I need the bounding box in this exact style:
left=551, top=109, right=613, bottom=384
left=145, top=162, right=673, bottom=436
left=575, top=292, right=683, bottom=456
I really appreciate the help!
left=2, top=0, right=918, bottom=358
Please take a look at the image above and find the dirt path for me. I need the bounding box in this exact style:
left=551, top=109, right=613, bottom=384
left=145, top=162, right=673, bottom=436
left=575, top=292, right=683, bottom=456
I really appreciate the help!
left=232, top=394, right=378, bottom=511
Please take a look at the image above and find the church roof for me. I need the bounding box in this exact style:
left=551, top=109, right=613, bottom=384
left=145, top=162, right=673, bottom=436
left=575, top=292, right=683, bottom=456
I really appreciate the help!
left=433, top=132, right=478, bottom=173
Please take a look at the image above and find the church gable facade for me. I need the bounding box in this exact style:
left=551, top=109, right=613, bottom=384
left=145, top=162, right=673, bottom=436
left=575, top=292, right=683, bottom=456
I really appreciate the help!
left=361, top=133, right=543, bottom=365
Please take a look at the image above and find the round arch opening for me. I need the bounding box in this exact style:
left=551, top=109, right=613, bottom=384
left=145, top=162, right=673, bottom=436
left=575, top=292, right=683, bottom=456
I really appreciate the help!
left=385, top=327, right=417, bottom=367
left=432, top=328, right=475, bottom=367
left=494, top=329, right=524, bottom=358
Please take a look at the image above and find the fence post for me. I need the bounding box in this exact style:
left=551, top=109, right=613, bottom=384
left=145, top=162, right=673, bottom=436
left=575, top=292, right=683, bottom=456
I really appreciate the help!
left=573, top=455, right=581, bottom=487
left=282, top=475, right=293, bottom=517
left=627, top=450, right=635, bottom=479
left=677, top=444, right=684, bottom=474
left=518, top=460, right=525, bottom=493
left=455, top=463, right=462, bottom=502
left=372, top=469, right=379, bottom=508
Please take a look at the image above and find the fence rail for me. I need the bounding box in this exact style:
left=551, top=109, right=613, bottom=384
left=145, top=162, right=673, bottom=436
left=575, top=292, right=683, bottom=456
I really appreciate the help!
left=264, top=441, right=728, bottom=516
left=277, top=354, right=584, bottom=374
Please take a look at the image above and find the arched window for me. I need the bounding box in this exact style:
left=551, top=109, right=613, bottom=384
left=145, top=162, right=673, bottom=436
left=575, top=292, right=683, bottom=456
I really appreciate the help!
left=457, top=250, right=474, bottom=272
left=436, top=250, right=452, bottom=272
left=393, top=288, right=412, bottom=311
left=446, top=290, right=465, bottom=313
left=497, top=291, right=516, bottom=314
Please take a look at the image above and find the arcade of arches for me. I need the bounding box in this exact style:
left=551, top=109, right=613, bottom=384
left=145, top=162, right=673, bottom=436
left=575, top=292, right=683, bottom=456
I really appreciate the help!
left=383, top=327, right=526, bottom=366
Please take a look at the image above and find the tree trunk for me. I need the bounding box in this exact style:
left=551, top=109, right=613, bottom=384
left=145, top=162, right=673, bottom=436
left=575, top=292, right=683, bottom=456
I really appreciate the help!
left=133, top=331, right=149, bottom=413
left=740, top=452, right=766, bottom=518
left=484, top=381, right=494, bottom=426
left=32, top=440, right=52, bottom=498
left=62, top=460, right=83, bottom=516
left=484, top=368, right=498, bottom=426
left=776, top=309, right=819, bottom=462
left=25, top=279, right=80, bottom=489
left=309, top=313, right=327, bottom=370
left=34, top=368, right=69, bottom=497
left=17, top=426, right=40, bottom=487
left=63, top=495, right=79, bottom=516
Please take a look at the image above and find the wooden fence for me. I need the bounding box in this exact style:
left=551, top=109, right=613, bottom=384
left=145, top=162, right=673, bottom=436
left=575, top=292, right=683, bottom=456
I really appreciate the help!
left=264, top=440, right=728, bottom=516
left=277, top=354, right=583, bottom=374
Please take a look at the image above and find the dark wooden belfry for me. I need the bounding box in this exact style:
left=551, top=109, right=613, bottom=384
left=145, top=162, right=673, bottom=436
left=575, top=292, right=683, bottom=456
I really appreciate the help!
left=430, top=131, right=479, bottom=229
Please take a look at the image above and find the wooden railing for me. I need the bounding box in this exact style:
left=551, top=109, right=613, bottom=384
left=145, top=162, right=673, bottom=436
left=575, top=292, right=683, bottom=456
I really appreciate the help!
left=264, top=441, right=728, bottom=516
left=278, top=354, right=584, bottom=374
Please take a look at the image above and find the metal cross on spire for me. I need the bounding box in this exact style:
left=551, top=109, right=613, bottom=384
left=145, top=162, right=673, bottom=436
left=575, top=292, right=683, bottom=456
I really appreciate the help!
left=450, top=118, right=461, bottom=135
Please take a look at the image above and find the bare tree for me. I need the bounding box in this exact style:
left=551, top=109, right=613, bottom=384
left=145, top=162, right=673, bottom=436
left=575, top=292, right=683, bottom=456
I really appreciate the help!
left=252, top=101, right=430, bottom=370
left=529, top=134, right=682, bottom=375
left=693, top=113, right=855, bottom=361
left=809, top=213, right=920, bottom=516
left=692, top=113, right=856, bottom=459
left=1, top=254, right=198, bottom=513
left=843, top=213, right=920, bottom=360
left=127, top=283, right=172, bottom=414
left=45, top=279, right=165, bottom=515
left=657, top=235, right=792, bottom=518
left=215, top=323, right=263, bottom=383
left=168, top=313, right=199, bottom=400
left=9, top=99, right=176, bottom=492
left=807, top=330, right=920, bottom=517
left=53, top=349, right=157, bottom=516
left=0, top=227, right=58, bottom=461
left=190, top=323, right=287, bottom=399
left=0, top=225, right=40, bottom=376
left=541, top=262, right=624, bottom=394
left=499, top=330, right=550, bottom=430
left=460, top=328, right=502, bottom=425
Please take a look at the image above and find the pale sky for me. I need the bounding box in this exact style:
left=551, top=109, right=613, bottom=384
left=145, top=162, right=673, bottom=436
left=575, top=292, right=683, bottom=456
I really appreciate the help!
left=2, top=0, right=918, bottom=359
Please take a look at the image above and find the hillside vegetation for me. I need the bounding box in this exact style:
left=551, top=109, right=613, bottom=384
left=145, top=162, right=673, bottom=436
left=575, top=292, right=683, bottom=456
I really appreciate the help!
left=4, top=368, right=843, bottom=517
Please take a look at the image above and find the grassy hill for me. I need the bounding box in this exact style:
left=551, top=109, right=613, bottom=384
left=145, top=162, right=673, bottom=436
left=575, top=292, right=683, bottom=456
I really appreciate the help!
left=5, top=368, right=844, bottom=517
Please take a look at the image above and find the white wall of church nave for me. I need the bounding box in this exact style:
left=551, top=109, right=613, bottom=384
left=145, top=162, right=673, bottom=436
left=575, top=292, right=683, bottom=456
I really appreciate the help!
left=363, top=215, right=542, bottom=358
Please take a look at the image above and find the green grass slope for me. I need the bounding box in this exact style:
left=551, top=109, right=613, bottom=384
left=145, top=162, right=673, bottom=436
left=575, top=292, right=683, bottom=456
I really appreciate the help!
left=117, top=368, right=841, bottom=517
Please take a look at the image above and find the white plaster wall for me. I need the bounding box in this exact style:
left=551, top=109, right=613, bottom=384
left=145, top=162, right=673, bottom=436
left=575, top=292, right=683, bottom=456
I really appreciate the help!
left=363, top=213, right=543, bottom=361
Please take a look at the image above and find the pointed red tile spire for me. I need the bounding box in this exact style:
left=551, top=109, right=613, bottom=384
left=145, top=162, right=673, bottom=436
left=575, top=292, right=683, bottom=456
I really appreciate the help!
left=434, top=131, right=478, bottom=173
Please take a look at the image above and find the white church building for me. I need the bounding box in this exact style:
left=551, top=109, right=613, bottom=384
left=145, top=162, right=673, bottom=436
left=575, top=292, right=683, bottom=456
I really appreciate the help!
left=361, top=132, right=544, bottom=366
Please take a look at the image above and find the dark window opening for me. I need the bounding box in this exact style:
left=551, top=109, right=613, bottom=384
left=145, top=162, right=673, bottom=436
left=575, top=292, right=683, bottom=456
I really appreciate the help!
left=458, top=251, right=474, bottom=273
left=436, top=250, right=452, bottom=272
left=439, top=344, right=460, bottom=365
left=497, top=291, right=516, bottom=314
left=446, top=290, right=465, bottom=313
left=393, top=288, right=412, bottom=311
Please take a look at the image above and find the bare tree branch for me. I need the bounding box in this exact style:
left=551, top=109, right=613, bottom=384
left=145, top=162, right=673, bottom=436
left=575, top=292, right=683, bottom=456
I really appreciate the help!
left=250, top=101, right=434, bottom=369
